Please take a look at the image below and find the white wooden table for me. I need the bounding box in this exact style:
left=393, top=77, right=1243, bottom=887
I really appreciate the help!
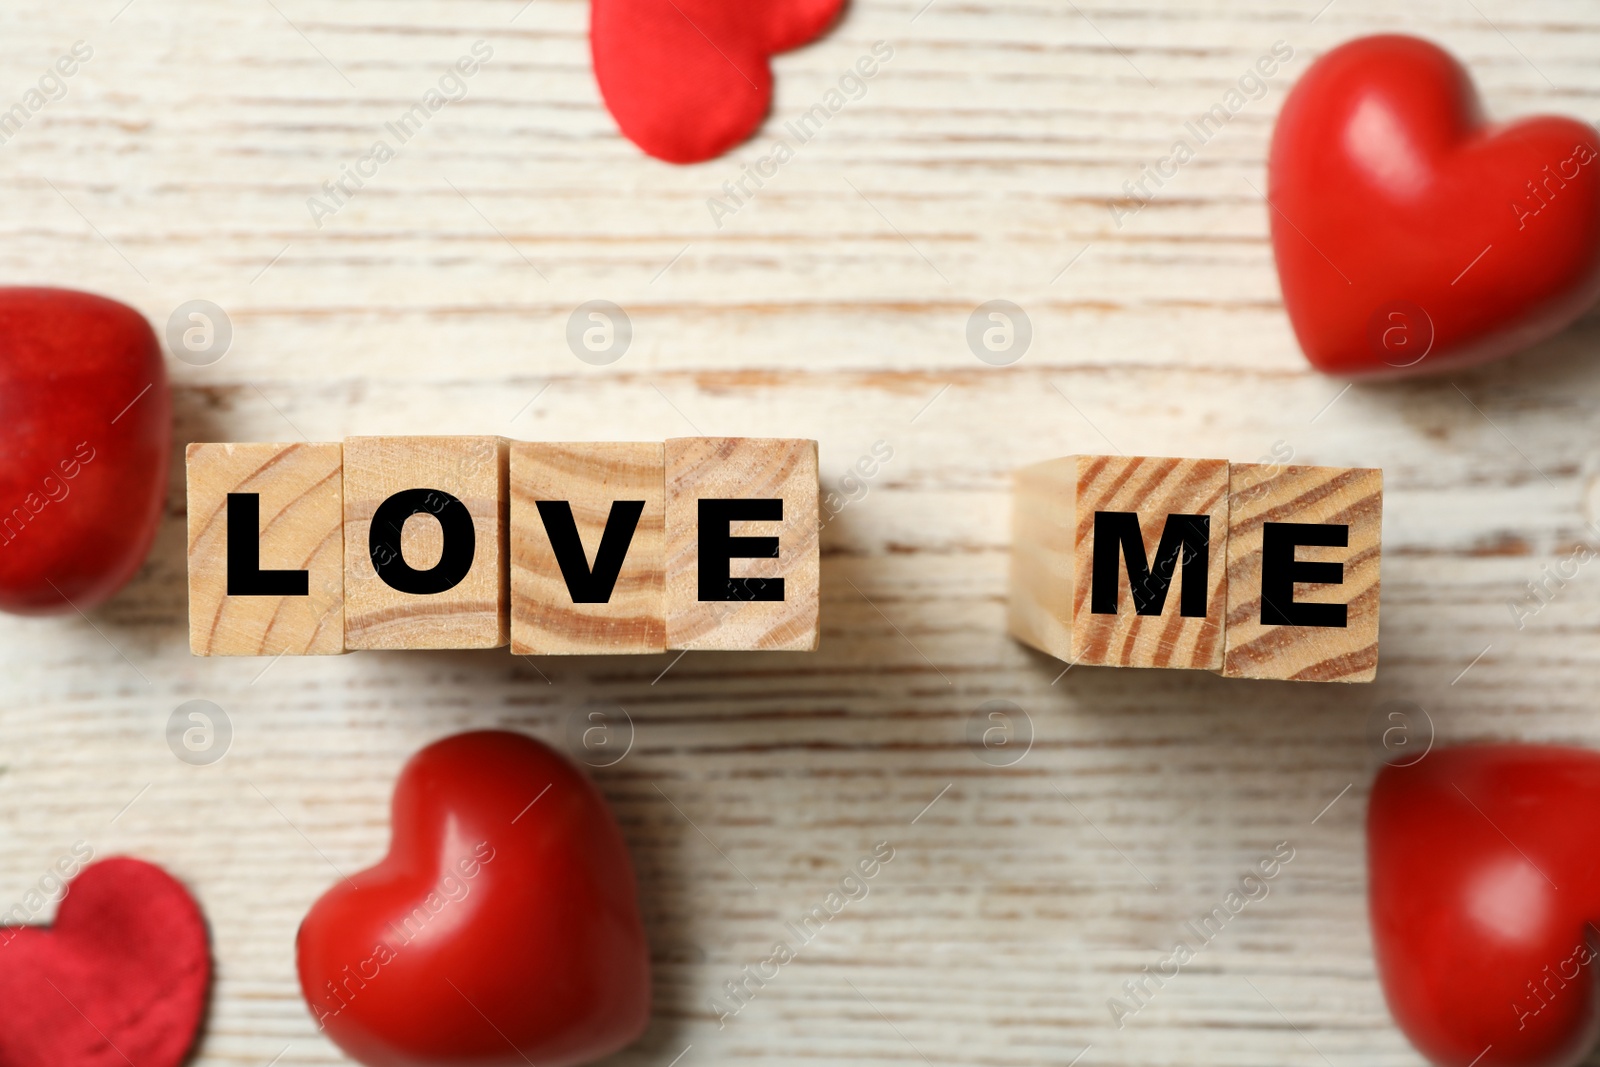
left=3, top=0, right=1599, bottom=1063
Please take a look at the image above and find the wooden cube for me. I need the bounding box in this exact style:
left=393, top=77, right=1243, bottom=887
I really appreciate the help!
left=664, top=438, right=820, bottom=651
left=1007, top=458, right=1077, bottom=662
left=509, top=441, right=666, bottom=655
left=186, top=442, right=344, bottom=656
left=343, top=436, right=509, bottom=649
left=1009, top=455, right=1229, bottom=670
left=1220, top=464, right=1382, bottom=682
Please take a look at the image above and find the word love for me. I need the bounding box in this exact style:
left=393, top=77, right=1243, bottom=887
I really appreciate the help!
left=1008, top=455, right=1382, bottom=682
left=186, top=436, right=819, bottom=657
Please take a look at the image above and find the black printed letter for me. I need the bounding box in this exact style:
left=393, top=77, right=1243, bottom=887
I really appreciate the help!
left=1260, top=522, right=1348, bottom=627
left=536, top=500, right=645, bottom=604
left=699, top=499, right=784, bottom=602
left=226, top=493, right=308, bottom=596
left=1090, top=512, right=1210, bottom=618
left=369, top=488, right=475, bottom=595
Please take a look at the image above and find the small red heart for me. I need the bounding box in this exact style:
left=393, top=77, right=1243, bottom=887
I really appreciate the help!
left=296, top=730, right=650, bottom=1067
left=0, top=857, right=210, bottom=1067
left=591, top=0, right=847, bottom=163
left=1369, top=744, right=1600, bottom=1067
left=1269, top=35, right=1600, bottom=376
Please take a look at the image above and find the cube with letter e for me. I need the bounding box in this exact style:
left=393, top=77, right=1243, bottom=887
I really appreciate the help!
left=664, top=437, right=820, bottom=652
left=1220, top=463, right=1381, bottom=682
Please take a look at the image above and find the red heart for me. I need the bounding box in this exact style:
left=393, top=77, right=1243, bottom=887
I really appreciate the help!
left=1369, top=744, right=1600, bottom=1066
left=591, top=0, right=846, bottom=163
left=296, top=730, right=650, bottom=1067
left=0, top=857, right=210, bottom=1067
left=0, top=287, right=171, bottom=614
left=1268, top=35, right=1600, bottom=376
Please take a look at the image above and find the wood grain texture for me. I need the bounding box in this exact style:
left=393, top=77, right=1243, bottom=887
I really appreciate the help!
left=509, top=440, right=666, bottom=655
left=1222, top=463, right=1383, bottom=682
left=665, top=438, right=820, bottom=651
left=1071, top=455, right=1230, bottom=669
left=3, top=1, right=1600, bottom=1064
left=343, top=436, right=509, bottom=649
left=185, top=442, right=344, bottom=656
left=1008, top=457, right=1078, bottom=662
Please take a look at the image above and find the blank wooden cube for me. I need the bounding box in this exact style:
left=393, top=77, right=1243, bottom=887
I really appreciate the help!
left=1010, top=455, right=1229, bottom=670
left=186, top=442, right=344, bottom=656
left=509, top=441, right=666, bottom=655
left=665, top=438, right=819, bottom=651
left=1221, top=464, right=1381, bottom=682
left=343, top=436, right=508, bottom=650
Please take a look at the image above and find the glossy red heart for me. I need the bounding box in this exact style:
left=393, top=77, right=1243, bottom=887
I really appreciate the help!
left=0, top=857, right=210, bottom=1067
left=591, top=0, right=846, bottom=163
left=1369, top=744, right=1600, bottom=1067
left=1269, top=35, right=1600, bottom=376
left=0, top=287, right=170, bottom=614
left=296, top=730, right=650, bottom=1067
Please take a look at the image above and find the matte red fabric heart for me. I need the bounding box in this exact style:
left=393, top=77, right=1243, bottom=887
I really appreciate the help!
left=1269, top=35, right=1600, bottom=376
left=296, top=730, right=650, bottom=1067
left=1369, top=744, right=1600, bottom=1067
left=0, top=857, right=210, bottom=1067
left=591, top=0, right=846, bottom=163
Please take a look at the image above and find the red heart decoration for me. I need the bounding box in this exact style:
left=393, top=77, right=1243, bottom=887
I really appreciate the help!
left=0, top=287, right=170, bottom=614
left=0, top=857, right=210, bottom=1067
left=591, top=0, right=846, bottom=163
left=1369, top=744, right=1600, bottom=1067
left=1269, top=35, right=1600, bottom=376
left=296, top=730, right=650, bottom=1067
